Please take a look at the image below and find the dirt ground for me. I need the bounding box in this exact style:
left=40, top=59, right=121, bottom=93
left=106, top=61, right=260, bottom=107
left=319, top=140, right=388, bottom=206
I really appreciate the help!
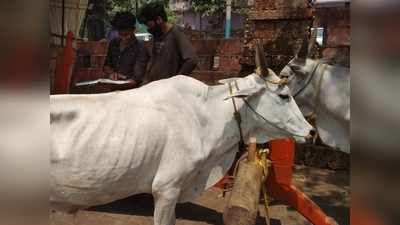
left=51, top=165, right=349, bottom=225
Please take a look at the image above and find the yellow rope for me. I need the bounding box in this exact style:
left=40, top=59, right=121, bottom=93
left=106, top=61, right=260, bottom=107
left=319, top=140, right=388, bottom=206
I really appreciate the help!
left=256, top=149, right=270, bottom=225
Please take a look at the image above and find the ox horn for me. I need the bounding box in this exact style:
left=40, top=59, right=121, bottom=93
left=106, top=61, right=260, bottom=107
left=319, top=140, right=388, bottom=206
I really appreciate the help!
left=297, top=36, right=309, bottom=60
left=255, top=39, right=269, bottom=77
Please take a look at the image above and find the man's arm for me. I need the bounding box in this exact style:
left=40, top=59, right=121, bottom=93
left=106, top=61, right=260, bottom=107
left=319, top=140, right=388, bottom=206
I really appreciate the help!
left=129, top=43, right=149, bottom=83
left=175, top=29, right=198, bottom=75
left=103, top=41, right=115, bottom=76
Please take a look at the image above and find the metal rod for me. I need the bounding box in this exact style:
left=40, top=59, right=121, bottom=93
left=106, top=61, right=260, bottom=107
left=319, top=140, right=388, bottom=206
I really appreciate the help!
left=312, top=0, right=349, bottom=7
left=224, top=0, right=232, bottom=39
left=61, top=0, right=65, bottom=46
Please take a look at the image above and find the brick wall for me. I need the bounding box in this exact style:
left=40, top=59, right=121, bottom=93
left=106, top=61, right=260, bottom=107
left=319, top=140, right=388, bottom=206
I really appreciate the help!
left=243, top=1, right=350, bottom=71
left=72, top=37, right=244, bottom=89
left=191, top=38, right=244, bottom=84
left=243, top=0, right=313, bottom=73
left=75, top=41, right=108, bottom=69
left=315, top=6, right=350, bottom=67
left=183, top=29, right=244, bottom=40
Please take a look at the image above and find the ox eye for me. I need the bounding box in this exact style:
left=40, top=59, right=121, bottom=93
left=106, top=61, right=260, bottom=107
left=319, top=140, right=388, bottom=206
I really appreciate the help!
left=278, top=94, right=290, bottom=100
left=290, top=65, right=302, bottom=71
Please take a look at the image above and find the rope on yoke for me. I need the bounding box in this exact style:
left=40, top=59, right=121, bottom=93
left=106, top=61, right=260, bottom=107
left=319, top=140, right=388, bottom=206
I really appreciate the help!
left=222, top=82, right=247, bottom=198
left=257, top=148, right=271, bottom=225
left=228, top=82, right=246, bottom=153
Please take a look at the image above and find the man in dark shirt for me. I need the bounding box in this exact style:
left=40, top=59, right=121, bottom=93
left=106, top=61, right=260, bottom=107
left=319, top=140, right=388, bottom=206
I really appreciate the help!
left=138, top=2, right=198, bottom=84
left=103, top=12, right=149, bottom=87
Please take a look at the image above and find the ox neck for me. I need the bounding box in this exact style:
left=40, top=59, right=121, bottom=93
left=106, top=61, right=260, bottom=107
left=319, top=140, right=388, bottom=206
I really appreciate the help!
left=205, top=84, right=253, bottom=149
left=293, top=60, right=320, bottom=98
left=292, top=60, right=328, bottom=114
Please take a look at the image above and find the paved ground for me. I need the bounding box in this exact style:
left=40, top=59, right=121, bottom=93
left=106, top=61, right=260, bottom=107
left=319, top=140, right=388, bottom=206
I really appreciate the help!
left=51, top=165, right=349, bottom=225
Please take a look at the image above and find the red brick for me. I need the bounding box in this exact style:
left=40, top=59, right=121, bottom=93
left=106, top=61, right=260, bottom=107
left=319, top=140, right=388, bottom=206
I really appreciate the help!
left=326, top=26, right=350, bottom=46
left=91, top=42, right=109, bottom=55
left=254, top=0, right=308, bottom=10
left=218, top=55, right=242, bottom=72
left=191, top=39, right=217, bottom=55
left=216, top=39, right=243, bottom=55
left=254, top=0, right=275, bottom=9
left=73, top=69, right=90, bottom=83
left=315, top=7, right=350, bottom=27
left=249, top=8, right=313, bottom=20
left=91, top=55, right=106, bottom=68
left=90, top=68, right=103, bottom=80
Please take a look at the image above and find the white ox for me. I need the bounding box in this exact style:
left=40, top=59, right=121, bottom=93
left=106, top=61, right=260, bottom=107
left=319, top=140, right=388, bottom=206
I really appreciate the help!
left=280, top=40, right=350, bottom=153
left=51, top=70, right=314, bottom=225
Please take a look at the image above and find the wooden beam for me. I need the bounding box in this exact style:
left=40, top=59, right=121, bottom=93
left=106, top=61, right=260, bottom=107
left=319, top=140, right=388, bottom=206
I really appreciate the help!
left=223, top=160, right=263, bottom=225
left=247, top=137, right=257, bottom=162
left=224, top=137, right=265, bottom=225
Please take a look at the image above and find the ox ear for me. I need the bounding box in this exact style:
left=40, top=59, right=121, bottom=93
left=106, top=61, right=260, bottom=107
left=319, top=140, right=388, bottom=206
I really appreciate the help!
left=224, top=88, right=263, bottom=100
left=223, top=77, right=265, bottom=100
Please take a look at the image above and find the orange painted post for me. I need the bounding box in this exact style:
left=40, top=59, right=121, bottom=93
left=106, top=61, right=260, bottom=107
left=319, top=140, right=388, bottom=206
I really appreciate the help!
left=266, top=138, right=338, bottom=225
left=54, top=31, right=74, bottom=94
left=351, top=202, right=385, bottom=225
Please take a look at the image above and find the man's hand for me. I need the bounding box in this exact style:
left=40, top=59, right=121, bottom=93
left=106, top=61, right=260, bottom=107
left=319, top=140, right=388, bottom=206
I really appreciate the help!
left=129, top=79, right=138, bottom=87
left=110, top=73, right=118, bottom=80
left=118, top=74, right=127, bottom=80
left=103, top=66, right=113, bottom=75
left=110, top=73, right=127, bottom=80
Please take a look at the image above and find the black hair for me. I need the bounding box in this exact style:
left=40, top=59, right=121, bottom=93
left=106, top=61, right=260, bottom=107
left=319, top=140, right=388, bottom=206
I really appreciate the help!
left=138, top=1, right=168, bottom=24
left=112, top=11, right=136, bottom=31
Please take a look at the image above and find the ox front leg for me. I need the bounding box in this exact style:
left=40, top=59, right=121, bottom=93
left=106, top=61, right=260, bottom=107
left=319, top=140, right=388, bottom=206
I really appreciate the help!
left=153, top=188, right=180, bottom=225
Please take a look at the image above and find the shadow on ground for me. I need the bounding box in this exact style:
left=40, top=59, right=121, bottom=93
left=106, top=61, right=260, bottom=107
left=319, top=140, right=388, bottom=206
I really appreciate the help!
left=56, top=166, right=349, bottom=225
left=89, top=193, right=270, bottom=225
left=291, top=166, right=350, bottom=225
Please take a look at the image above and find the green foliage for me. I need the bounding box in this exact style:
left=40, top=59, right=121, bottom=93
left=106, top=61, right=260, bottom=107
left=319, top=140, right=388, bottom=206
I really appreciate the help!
left=106, top=0, right=132, bottom=12
left=192, top=0, right=249, bottom=17
left=106, top=0, right=180, bottom=26
left=192, top=0, right=226, bottom=17
left=165, top=6, right=181, bottom=24
left=106, top=0, right=146, bottom=15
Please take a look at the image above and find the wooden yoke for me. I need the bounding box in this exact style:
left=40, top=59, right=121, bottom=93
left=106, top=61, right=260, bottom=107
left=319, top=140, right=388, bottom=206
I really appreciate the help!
left=247, top=137, right=257, bottom=162
left=223, top=137, right=265, bottom=225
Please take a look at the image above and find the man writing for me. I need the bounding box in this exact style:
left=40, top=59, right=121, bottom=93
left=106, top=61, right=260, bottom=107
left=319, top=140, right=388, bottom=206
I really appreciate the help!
left=138, top=2, right=198, bottom=84
left=103, top=12, right=149, bottom=88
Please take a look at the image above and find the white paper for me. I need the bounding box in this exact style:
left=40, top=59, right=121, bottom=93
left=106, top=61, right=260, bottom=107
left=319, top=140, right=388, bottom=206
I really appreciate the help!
left=75, top=78, right=132, bottom=86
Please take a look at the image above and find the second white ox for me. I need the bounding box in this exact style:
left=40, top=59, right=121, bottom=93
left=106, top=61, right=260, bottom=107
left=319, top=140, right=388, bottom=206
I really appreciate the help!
left=51, top=70, right=314, bottom=225
left=280, top=39, right=350, bottom=153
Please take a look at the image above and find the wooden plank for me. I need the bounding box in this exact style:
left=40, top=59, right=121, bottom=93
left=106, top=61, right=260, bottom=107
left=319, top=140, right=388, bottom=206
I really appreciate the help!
left=223, top=160, right=264, bottom=225
left=248, top=8, right=314, bottom=20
